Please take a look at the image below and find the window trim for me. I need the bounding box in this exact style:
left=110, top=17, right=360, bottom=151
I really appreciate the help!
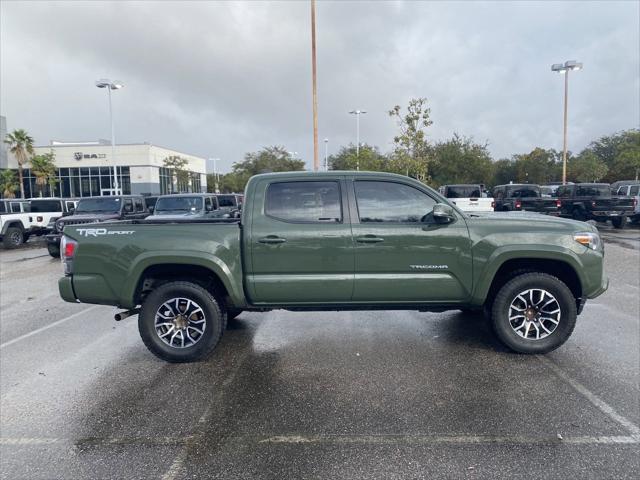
left=263, top=179, right=344, bottom=225
left=352, top=179, right=440, bottom=225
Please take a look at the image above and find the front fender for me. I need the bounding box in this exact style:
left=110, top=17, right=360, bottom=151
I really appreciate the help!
left=470, top=244, right=587, bottom=305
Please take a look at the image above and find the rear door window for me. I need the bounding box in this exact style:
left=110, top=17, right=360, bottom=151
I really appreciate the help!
left=265, top=181, right=342, bottom=223
left=134, top=198, right=144, bottom=212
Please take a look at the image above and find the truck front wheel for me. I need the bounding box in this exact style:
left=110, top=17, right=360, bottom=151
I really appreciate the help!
left=47, top=243, right=60, bottom=258
left=138, top=281, right=224, bottom=363
left=491, top=272, right=576, bottom=354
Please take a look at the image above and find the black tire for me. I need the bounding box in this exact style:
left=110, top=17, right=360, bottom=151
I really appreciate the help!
left=138, top=281, right=224, bottom=363
left=2, top=227, right=24, bottom=249
left=491, top=272, right=577, bottom=354
left=611, top=216, right=626, bottom=229
left=572, top=209, right=587, bottom=222
left=47, top=243, right=61, bottom=258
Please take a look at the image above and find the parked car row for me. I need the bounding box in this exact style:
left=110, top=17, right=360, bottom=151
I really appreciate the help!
left=45, top=192, right=243, bottom=257
left=0, top=197, right=77, bottom=249
left=439, top=181, right=638, bottom=229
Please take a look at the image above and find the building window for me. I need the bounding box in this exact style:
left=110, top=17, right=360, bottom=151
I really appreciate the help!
left=191, top=172, right=201, bottom=193
left=20, top=166, right=131, bottom=198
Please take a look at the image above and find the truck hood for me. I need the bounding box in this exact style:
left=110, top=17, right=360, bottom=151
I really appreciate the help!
left=59, top=213, right=120, bottom=222
left=148, top=212, right=205, bottom=220
left=465, top=211, right=597, bottom=233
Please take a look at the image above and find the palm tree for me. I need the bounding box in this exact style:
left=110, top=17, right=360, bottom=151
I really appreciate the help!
left=0, top=169, right=19, bottom=198
left=4, top=129, right=34, bottom=199
left=30, top=151, right=57, bottom=197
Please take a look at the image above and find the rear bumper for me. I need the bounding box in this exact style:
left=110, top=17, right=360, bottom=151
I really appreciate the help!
left=58, top=276, right=78, bottom=303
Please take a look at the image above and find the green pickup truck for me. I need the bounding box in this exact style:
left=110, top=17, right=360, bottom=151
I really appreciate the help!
left=58, top=172, right=608, bottom=362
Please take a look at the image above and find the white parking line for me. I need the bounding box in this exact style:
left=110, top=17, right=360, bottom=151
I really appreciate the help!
left=2, top=433, right=637, bottom=448
left=538, top=356, right=640, bottom=436
left=0, top=305, right=101, bottom=349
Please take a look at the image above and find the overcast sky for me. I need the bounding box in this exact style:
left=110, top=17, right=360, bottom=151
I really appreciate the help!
left=1, top=1, right=639, bottom=172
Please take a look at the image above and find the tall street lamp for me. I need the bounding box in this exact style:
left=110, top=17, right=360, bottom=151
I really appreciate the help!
left=348, top=109, right=367, bottom=170
left=95, top=78, right=124, bottom=195
left=324, top=138, right=329, bottom=171
left=551, top=60, right=582, bottom=184
left=210, top=158, right=220, bottom=193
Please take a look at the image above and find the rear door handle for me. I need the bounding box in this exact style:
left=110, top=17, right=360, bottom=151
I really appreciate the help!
left=356, top=236, right=384, bottom=244
left=258, top=236, right=287, bottom=244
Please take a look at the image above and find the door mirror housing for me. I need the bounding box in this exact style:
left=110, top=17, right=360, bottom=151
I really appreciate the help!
left=432, top=203, right=456, bottom=223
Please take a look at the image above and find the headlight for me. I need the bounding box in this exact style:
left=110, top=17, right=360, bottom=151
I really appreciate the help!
left=573, top=232, right=601, bottom=250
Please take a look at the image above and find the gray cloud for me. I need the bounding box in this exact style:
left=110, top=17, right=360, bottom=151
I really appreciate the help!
left=1, top=0, right=638, bottom=172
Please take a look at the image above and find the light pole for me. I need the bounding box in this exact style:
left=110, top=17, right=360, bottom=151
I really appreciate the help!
left=349, top=109, right=367, bottom=170
left=551, top=60, right=582, bottom=185
left=210, top=158, right=220, bottom=193
left=95, top=79, right=124, bottom=195
left=323, top=138, right=329, bottom=171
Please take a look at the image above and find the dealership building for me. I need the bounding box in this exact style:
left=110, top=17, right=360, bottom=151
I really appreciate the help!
left=2, top=137, right=208, bottom=198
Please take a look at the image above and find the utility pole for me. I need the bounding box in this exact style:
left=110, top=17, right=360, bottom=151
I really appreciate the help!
left=551, top=61, right=582, bottom=184
left=311, top=0, right=319, bottom=171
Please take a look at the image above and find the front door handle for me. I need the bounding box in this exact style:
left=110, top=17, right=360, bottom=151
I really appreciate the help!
left=356, top=235, right=384, bottom=244
left=258, top=236, right=287, bottom=244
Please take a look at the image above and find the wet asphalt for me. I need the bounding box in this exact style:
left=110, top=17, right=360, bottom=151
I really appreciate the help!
left=0, top=226, right=638, bottom=479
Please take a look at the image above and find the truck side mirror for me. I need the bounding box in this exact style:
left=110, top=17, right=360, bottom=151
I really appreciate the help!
left=432, top=203, right=456, bottom=224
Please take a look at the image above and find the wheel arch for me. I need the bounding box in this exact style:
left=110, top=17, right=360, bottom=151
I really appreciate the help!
left=123, top=253, right=246, bottom=310
left=480, top=257, right=583, bottom=311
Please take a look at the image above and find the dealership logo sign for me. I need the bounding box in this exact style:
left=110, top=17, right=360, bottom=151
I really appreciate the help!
left=74, top=152, right=107, bottom=160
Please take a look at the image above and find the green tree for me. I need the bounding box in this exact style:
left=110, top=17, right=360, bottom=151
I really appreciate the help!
left=569, top=151, right=609, bottom=182
left=222, top=146, right=305, bottom=192
left=163, top=155, right=190, bottom=192
left=4, top=129, right=34, bottom=199
left=511, top=148, right=561, bottom=184
left=388, top=97, right=433, bottom=181
left=328, top=144, right=388, bottom=171
left=30, top=151, right=57, bottom=197
left=430, top=134, right=494, bottom=187
left=490, top=159, right=518, bottom=186
left=0, top=170, right=19, bottom=198
left=585, top=129, right=640, bottom=181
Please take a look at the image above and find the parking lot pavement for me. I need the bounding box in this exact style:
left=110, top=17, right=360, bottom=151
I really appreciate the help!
left=0, top=240, right=638, bottom=479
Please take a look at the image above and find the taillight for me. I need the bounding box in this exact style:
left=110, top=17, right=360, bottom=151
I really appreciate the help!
left=591, top=201, right=596, bottom=207
left=556, top=199, right=561, bottom=208
left=491, top=201, right=495, bottom=209
left=515, top=201, right=522, bottom=209
left=60, top=235, right=77, bottom=275
left=37, top=216, right=43, bottom=222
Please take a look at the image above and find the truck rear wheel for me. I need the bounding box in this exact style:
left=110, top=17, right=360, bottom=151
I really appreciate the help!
left=2, top=227, right=24, bottom=249
left=491, top=272, right=576, bottom=354
left=611, top=216, right=626, bottom=229
left=138, top=281, right=224, bottom=363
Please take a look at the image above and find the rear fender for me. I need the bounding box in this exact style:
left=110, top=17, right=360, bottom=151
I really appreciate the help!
left=121, top=251, right=245, bottom=309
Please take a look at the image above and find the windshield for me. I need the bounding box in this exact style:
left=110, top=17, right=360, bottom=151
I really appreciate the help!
left=576, top=185, right=611, bottom=197
left=445, top=186, right=481, bottom=198
left=508, top=186, right=540, bottom=198
left=154, top=196, right=203, bottom=213
left=29, top=200, right=62, bottom=213
left=217, top=195, right=237, bottom=207
left=76, top=197, right=121, bottom=213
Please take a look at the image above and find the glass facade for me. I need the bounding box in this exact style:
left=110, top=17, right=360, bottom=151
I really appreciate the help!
left=159, top=167, right=202, bottom=194
left=22, top=167, right=131, bottom=198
